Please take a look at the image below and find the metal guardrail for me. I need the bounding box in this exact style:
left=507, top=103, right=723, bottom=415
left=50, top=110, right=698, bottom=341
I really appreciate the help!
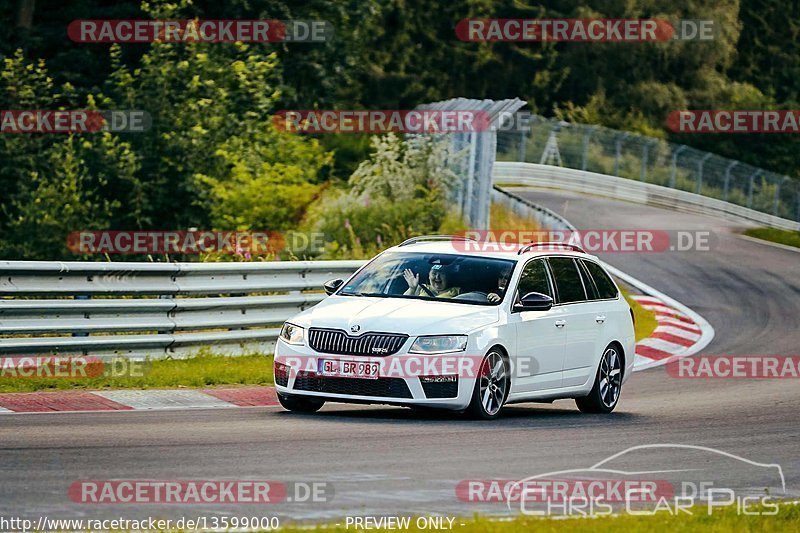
left=491, top=185, right=574, bottom=231
left=494, top=162, right=800, bottom=231
left=0, top=261, right=364, bottom=358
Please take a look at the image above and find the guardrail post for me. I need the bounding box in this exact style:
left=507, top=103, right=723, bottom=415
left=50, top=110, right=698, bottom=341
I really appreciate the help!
left=747, top=170, right=761, bottom=209
left=669, top=145, right=687, bottom=188
left=723, top=161, right=738, bottom=202
left=696, top=153, right=712, bottom=194
left=613, top=133, right=629, bottom=177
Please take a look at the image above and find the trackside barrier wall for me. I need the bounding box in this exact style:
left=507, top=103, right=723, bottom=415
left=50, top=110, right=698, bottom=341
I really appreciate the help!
left=494, top=162, right=800, bottom=231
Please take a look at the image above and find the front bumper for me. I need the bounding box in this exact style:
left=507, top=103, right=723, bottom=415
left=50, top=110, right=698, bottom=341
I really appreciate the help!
left=274, top=339, right=475, bottom=410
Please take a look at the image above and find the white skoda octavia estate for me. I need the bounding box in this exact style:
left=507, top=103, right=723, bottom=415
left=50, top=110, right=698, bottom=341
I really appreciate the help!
left=274, top=236, right=635, bottom=419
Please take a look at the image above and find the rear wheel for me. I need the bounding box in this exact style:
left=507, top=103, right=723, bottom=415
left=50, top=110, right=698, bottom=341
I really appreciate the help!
left=467, top=349, right=509, bottom=420
left=277, top=393, right=325, bottom=413
left=576, top=344, right=623, bottom=414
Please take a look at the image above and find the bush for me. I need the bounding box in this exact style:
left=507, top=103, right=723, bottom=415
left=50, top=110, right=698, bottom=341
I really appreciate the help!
left=305, top=133, right=464, bottom=258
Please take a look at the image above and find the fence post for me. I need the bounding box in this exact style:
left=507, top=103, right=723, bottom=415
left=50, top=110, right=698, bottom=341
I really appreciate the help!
left=464, top=131, right=477, bottom=224
left=696, top=153, right=712, bottom=194
left=723, top=161, right=738, bottom=202
left=669, top=145, right=687, bottom=188
left=517, top=129, right=526, bottom=162
left=747, top=170, right=761, bottom=209
left=640, top=140, right=655, bottom=182
left=581, top=127, right=594, bottom=171
left=613, top=133, right=629, bottom=177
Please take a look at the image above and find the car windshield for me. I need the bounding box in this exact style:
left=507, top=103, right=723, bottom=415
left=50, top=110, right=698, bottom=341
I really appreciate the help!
left=338, top=252, right=516, bottom=305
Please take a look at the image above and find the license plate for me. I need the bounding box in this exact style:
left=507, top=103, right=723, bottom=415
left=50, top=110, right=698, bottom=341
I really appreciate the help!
left=318, top=359, right=380, bottom=379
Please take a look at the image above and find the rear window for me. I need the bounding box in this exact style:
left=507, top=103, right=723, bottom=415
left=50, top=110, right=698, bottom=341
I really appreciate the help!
left=547, top=257, right=587, bottom=304
left=577, top=260, right=600, bottom=300
left=581, top=260, right=619, bottom=299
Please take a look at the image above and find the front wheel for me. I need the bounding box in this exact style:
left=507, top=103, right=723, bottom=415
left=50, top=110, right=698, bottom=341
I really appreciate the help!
left=576, top=344, right=623, bottom=414
left=467, top=350, right=509, bottom=420
left=277, top=393, right=325, bottom=413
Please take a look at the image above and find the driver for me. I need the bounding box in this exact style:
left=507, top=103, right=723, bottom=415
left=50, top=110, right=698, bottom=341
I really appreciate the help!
left=487, top=265, right=513, bottom=303
left=403, top=264, right=460, bottom=298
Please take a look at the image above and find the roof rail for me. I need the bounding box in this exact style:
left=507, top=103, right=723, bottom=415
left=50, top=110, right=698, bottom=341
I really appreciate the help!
left=398, top=235, right=478, bottom=247
left=518, top=241, right=586, bottom=255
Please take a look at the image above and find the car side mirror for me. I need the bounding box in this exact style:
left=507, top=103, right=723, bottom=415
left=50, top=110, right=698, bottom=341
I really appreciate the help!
left=323, top=279, right=344, bottom=295
left=515, top=292, right=553, bottom=311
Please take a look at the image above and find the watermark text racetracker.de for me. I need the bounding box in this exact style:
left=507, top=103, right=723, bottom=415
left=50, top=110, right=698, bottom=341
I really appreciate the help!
left=453, top=229, right=717, bottom=253
left=455, top=18, right=716, bottom=42
left=68, top=19, right=333, bottom=43
left=0, top=356, right=147, bottom=380
left=67, top=230, right=325, bottom=255
left=0, top=110, right=150, bottom=133
left=666, top=355, right=800, bottom=378
left=667, top=110, right=800, bottom=133
left=69, top=479, right=332, bottom=504
left=277, top=353, right=555, bottom=381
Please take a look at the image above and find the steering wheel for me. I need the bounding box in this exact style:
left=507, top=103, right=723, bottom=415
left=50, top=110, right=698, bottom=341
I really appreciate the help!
left=419, top=284, right=438, bottom=297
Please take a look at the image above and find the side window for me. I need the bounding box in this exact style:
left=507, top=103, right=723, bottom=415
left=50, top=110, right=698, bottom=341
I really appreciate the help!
left=577, top=260, right=600, bottom=300
left=582, top=260, right=619, bottom=299
left=517, top=259, right=552, bottom=299
left=547, top=257, right=587, bottom=304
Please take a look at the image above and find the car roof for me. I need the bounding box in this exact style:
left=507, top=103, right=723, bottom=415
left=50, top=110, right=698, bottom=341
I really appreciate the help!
left=383, top=241, right=599, bottom=262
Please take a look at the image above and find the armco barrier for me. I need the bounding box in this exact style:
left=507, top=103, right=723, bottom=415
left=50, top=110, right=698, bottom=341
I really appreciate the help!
left=0, top=260, right=364, bottom=358
left=493, top=162, right=800, bottom=231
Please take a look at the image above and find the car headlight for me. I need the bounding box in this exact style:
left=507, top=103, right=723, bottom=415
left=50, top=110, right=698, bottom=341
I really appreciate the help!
left=409, top=335, right=468, bottom=354
left=279, top=322, right=305, bottom=345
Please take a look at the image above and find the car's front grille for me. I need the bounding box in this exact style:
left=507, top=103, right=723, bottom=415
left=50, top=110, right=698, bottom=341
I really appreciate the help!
left=420, top=377, right=459, bottom=399
left=293, top=372, right=413, bottom=399
left=308, top=328, right=408, bottom=356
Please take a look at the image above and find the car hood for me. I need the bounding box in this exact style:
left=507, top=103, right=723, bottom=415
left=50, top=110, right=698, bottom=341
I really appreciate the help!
left=291, top=295, right=500, bottom=335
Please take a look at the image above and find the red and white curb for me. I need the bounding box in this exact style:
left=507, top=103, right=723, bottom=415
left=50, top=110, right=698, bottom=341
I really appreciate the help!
left=602, top=263, right=715, bottom=372
left=0, top=386, right=279, bottom=414
left=630, top=295, right=704, bottom=369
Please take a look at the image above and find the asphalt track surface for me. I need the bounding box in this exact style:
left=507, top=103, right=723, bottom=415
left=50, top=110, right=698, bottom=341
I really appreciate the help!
left=1, top=188, right=799, bottom=524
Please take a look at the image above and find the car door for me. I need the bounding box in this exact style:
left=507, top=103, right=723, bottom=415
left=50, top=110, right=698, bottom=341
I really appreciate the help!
left=510, top=258, right=566, bottom=392
left=547, top=256, right=599, bottom=388
left=579, top=258, right=624, bottom=374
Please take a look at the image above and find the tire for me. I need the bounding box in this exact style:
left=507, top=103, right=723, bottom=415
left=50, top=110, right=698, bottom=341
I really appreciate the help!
left=576, top=344, right=623, bottom=414
left=277, top=393, right=325, bottom=413
left=467, top=349, right=509, bottom=420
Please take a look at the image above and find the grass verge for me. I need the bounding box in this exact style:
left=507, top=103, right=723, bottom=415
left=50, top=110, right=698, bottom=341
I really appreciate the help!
left=743, top=227, right=800, bottom=249
left=0, top=352, right=274, bottom=393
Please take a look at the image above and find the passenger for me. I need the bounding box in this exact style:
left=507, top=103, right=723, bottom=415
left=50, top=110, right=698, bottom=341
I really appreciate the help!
left=487, top=265, right=513, bottom=303
left=403, top=264, right=460, bottom=298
